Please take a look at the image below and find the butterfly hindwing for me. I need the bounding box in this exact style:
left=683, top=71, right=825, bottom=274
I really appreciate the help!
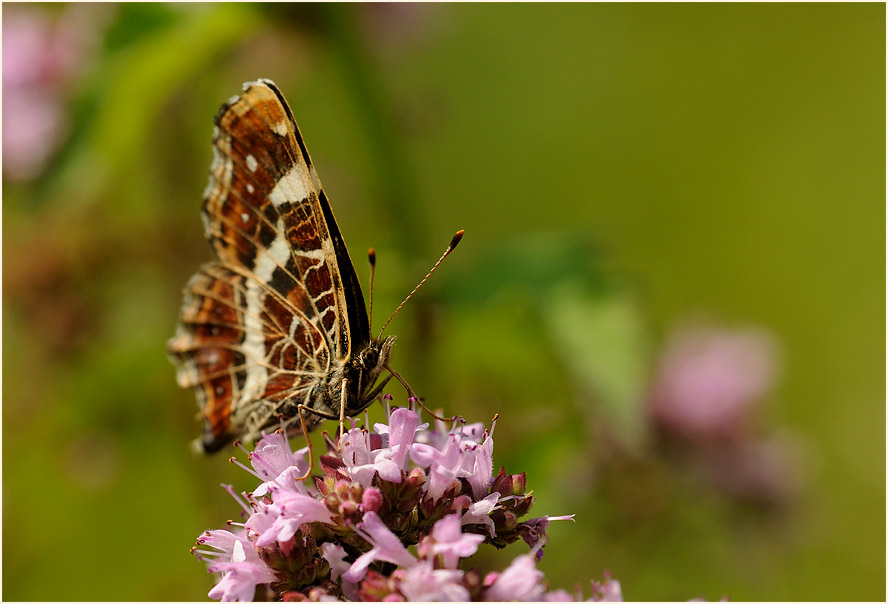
left=168, top=265, right=247, bottom=451
left=168, top=260, right=335, bottom=451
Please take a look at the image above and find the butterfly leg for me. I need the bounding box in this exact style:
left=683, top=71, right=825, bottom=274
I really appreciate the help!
left=292, top=403, right=338, bottom=481
left=338, top=378, right=348, bottom=450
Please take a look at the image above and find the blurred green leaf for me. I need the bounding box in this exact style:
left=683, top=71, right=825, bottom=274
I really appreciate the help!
left=443, top=233, right=611, bottom=305
left=442, top=233, right=648, bottom=445
left=543, top=282, right=649, bottom=447
left=102, top=3, right=184, bottom=51
left=41, top=4, right=262, bottom=212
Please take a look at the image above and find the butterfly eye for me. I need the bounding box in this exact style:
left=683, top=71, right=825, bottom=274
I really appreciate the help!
left=361, top=348, right=379, bottom=369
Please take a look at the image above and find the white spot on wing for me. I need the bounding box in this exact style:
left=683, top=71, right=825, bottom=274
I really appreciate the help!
left=241, top=212, right=250, bottom=223
left=269, top=162, right=313, bottom=207
left=253, top=220, right=290, bottom=282
left=246, top=183, right=255, bottom=194
left=273, top=121, right=290, bottom=137
left=293, top=248, right=326, bottom=262
left=246, top=155, right=259, bottom=172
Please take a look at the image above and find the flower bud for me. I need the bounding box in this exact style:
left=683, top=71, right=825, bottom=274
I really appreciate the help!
left=362, top=487, right=383, bottom=513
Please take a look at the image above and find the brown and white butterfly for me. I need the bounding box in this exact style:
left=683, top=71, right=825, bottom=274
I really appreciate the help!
left=168, top=79, right=460, bottom=453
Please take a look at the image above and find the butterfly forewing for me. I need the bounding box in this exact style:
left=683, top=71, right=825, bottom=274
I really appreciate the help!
left=169, top=79, right=379, bottom=452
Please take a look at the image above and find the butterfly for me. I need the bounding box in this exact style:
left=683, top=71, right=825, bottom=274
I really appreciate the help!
left=168, top=79, right=416, bottom=453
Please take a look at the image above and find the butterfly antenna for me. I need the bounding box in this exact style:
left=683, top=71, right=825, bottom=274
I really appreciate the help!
left=378, top=230, right=464, bottom=338
left=368, top=248, right=377, bottom=333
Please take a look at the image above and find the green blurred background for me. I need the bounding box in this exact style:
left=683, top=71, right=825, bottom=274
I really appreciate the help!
left=3, top=3, right=884, bottom=601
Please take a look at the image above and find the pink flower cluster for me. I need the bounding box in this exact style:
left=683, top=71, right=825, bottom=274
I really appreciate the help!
left=192, top=398, right=618, bottom=602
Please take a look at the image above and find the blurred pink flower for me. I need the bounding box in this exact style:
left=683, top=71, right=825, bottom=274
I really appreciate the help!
left=590, top=573, right=624, bottom=602
left=397, top=561, right=468, bottom=601
left=648, top=325, right=777, bottom=442
left=647, top=324, right=804, bottom=504
left=483, top=554, right=546, bottom=601
left=2, top=5, right=101, bottom=180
